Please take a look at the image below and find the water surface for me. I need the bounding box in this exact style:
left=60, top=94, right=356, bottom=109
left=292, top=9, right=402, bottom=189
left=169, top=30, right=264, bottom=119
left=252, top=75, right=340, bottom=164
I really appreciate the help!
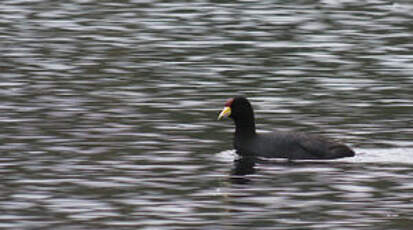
left=1, top=0, right=413, bottom=229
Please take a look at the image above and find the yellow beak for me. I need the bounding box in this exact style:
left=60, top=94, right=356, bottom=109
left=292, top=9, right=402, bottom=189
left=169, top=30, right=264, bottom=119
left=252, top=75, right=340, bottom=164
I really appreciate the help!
left=218, top=106, right=231, bottom=120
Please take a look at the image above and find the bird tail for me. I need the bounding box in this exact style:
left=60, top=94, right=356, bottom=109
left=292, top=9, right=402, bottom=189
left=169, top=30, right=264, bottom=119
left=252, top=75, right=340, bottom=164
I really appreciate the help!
left=329, top=144, right=355, bottom=158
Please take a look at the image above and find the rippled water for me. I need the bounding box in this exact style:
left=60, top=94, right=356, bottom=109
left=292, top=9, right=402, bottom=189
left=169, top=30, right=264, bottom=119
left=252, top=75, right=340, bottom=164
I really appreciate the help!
left=1, top=0, right=413, bottom=229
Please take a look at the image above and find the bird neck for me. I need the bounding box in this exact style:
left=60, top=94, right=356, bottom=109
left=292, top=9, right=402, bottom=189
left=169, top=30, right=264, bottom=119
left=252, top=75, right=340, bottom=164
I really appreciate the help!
left=234, top=116, right=256, bottom=138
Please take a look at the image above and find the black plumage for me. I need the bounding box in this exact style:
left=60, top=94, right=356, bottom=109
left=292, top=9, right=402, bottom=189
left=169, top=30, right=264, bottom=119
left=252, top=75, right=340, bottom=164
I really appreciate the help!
left=218, top=96, right=355, bottom=160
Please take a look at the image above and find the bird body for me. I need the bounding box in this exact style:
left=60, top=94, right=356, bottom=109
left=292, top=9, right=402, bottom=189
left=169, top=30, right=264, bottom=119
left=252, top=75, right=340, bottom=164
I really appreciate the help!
left=218, top=96, right=355, bottom=160
left=235, top=131, right=354, bottom=160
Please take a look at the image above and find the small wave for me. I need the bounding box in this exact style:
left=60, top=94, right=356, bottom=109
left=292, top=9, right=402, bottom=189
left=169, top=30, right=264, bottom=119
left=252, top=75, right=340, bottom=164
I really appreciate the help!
left=215, top=148, right=413, bottom=165
left=342, top=148, right=413, bottom=165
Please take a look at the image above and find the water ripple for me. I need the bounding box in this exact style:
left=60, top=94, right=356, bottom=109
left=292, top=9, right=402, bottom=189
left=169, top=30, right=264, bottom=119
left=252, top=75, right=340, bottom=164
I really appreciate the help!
left=1, top=0, right=413, bottom=229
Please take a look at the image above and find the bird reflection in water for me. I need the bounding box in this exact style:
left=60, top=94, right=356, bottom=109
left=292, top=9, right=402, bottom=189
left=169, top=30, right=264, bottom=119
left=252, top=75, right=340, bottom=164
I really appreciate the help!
left=230, top=155, right=256, bottom=184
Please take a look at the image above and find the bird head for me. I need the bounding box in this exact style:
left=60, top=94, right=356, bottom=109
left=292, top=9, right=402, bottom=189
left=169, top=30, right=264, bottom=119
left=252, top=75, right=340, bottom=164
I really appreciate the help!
left=218, top=96, right=253, bottom=120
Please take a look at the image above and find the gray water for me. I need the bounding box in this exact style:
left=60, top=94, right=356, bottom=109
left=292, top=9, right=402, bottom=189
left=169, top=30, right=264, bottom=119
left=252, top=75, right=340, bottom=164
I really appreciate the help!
left=1, top=0, right=413, bottom=229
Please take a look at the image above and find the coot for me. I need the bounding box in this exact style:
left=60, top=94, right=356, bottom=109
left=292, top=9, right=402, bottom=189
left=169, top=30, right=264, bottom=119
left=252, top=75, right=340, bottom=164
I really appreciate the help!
left=218, top=96, right=355, bottom=160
